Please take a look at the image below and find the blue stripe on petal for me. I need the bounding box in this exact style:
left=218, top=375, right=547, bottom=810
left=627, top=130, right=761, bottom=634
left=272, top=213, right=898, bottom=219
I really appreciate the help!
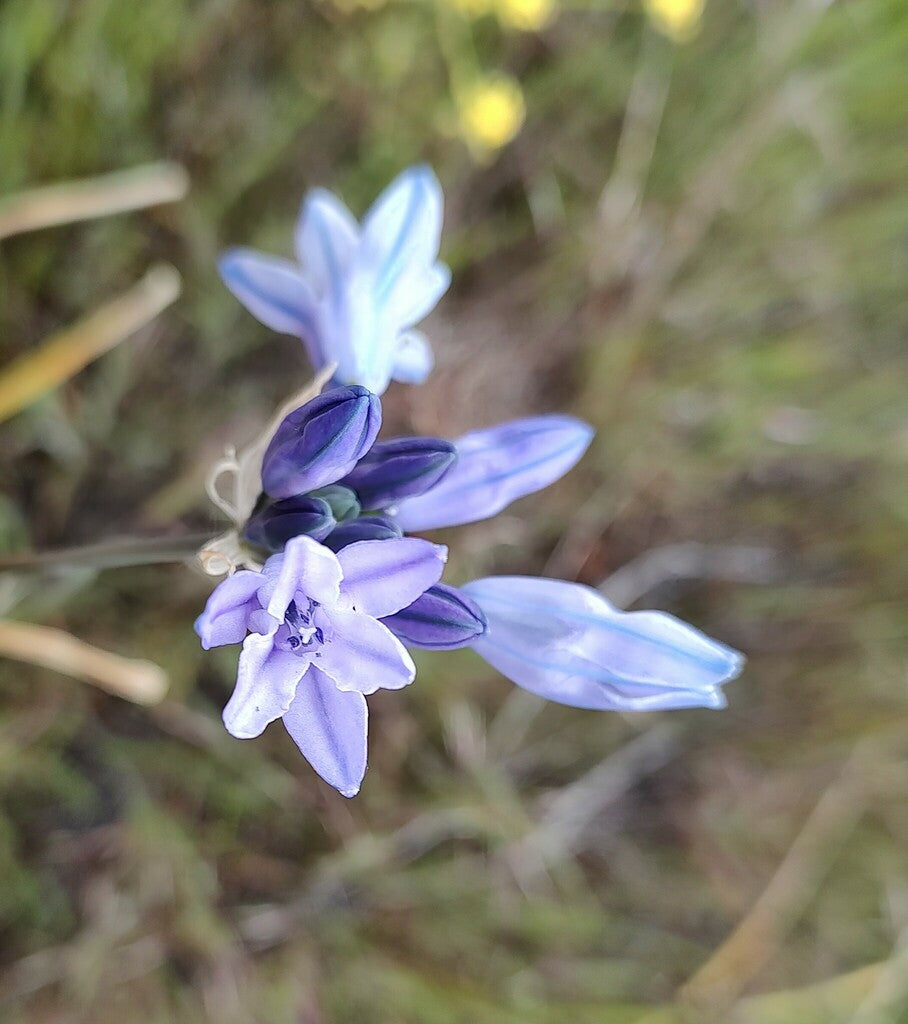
left=219, top=248, right=318, bottom=338
left=462, top=576, right=743, bottom=712
left=393, top=416, right=594, bottom=531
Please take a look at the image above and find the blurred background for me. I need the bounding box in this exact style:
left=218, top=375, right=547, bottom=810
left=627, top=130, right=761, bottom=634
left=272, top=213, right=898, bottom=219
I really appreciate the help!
left=1, top=0, right=907, bottom=1020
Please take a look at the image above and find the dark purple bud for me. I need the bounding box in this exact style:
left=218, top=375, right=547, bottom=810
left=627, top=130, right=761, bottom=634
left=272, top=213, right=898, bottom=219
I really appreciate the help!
left=323, top=515, right=403, bottom=553
left=243, top=495, right=335, bottom=552
left=381, top=583, right=487, bottom=650
left=261, top=385, right=382, bottom=499
left=340, top=436, right=457, bottom=510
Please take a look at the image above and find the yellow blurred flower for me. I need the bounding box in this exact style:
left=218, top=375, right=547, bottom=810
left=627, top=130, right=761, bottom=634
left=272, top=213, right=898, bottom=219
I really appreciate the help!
left=495, top=0, right=555, bottom=31
left=645, top=0, right=704, bottom=41
left=457, top=74, right=526, bottom=155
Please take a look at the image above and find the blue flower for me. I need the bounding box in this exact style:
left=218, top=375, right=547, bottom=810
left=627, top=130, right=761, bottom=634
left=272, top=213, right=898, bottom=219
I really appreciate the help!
left=195, top=534, right=447, bottom=796
left=198, top=383, right=744, bottom=796
left=391, top=415, right=594, bottom=531
left=218, top=166, right=450, bottom=395
left=461, top=576, right=744, bottom=711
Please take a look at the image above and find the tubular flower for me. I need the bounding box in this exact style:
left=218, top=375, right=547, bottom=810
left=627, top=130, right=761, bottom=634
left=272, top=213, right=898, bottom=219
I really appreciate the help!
left=195, top=534, right=447, bottom=796
left=218, top=166, right=450, bottom=395
left=461, top=577, right=743, bottom=711
left=392, top=415, right=593, bottom=531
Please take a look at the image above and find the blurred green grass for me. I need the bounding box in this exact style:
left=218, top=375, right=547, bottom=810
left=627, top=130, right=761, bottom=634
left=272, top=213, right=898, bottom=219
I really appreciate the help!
left=2, top=0, right=908, bottom=1021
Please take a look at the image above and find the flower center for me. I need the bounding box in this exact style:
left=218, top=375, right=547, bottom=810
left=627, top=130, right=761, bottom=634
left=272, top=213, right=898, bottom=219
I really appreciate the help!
left=281, top=598, right=325, bottom=652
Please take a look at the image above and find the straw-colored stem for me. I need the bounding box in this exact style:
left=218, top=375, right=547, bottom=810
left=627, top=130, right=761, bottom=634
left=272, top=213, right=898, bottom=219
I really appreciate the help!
left=0, top=162, right=189, bottom=240
left=0, top=619, right=168, bottom=705
left=0, top=263, right=181, bottom=423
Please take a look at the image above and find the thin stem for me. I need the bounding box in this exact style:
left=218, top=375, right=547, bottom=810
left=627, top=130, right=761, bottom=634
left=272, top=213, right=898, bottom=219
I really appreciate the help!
left=0, top=533, right=214, bottom=573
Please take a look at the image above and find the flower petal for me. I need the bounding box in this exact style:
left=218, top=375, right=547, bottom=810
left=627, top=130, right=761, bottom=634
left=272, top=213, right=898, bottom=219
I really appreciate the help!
left=389, top=264, right=451, bottom=328
left=317, top=609, right=415, bottom=694
left=393, top=416, right=594, bottom=532
left=361, top=166, right=444, bottom=294
left=391, top=330, right=435, bottom=385
left=294, top=187, right=359, bottom=294
left=282, top=665, right=368, bottom=797
left=259, top=535, right=343, bottom=618
left=462, top=576, right=744, bottom=711
left=337, top=538, right=447, bottom=618
left=223, top=632, right=308, bottom=738
left=218, top=248, right=318, bottom=339
left=381, top=583, right=487, bottom=650
left=194, top=570, right=264, bottom=649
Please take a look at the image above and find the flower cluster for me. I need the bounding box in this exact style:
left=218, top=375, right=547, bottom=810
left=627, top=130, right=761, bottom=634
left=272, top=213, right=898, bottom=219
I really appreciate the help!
left=198, top=169, right=744, bottom=796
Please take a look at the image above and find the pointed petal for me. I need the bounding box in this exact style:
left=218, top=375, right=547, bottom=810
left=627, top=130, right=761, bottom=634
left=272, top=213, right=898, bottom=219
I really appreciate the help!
left=389, top=264, right=451, bottom=328
left=337, top=538, right=447, bottom=618
left=382, top=583, right=487, bottom=650
left=391, top=330, right=435, bottom=385
left=223, top=632, right=308, bottom=738
left=393, top=416, right=594, bottom=532
left=462, top=576, right=744, bottom=712
left=317, top=609, right=415, bottom=694
left=194, top=570, right=264, bottom=649
left=294, top=187, right=359, bottom=294
left=259, top=536, right=343, bottom=618
left=361, top=166, right=444, bottom=295
left=218, top=248, right=318, bottom=339
left=282, top=666, right=368, bottom=797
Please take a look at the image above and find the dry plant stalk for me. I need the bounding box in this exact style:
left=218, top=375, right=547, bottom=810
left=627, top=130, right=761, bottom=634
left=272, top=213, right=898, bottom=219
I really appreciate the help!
left=0, top=263, right=181, bottom=423
left=0, top=619, right=168, bottom=705
left=0, top=161, right=188, bottom=240
left=675, top=743, right=873, bottom=1016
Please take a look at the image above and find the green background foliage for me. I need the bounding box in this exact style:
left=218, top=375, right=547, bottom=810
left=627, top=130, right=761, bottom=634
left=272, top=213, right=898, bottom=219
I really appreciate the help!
left=1, top=0, right=907, bottom=1020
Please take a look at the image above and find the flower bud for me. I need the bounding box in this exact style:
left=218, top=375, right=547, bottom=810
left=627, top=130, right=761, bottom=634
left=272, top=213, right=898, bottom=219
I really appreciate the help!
left=243, top=495, right=335, bottom=552
left=341, top=437, right=457, bottom=509
left=261, top=385, right=381, bottom=499
left=323, top=515, right=403, bottom=552
left=381, top=583, right=488, bottom=650
left=462, top=576, right=744, bottom=711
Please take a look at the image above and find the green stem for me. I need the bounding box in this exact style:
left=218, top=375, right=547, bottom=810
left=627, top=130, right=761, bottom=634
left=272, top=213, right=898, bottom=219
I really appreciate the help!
left=0, top=533, right=214, bottom=572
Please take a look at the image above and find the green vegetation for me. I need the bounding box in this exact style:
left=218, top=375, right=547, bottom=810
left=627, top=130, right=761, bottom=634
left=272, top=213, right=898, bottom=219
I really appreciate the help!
left=1, top=0, right=907, bottom=1020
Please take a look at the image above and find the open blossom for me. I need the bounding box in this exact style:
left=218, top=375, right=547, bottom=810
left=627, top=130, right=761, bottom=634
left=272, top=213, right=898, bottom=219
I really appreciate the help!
left=218, top=166, right=450, bottom=395
left=196, top=534, right=447, bottom=796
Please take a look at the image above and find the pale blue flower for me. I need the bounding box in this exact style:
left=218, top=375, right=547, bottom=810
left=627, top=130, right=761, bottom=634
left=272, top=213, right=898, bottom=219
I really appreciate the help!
left=195, top=534, right=447, bottom=796
left=461, top=576, right=744, bottom=711
left=392, top=415, right=594, bottom=531
left=219, top=166, right=450, bottom=395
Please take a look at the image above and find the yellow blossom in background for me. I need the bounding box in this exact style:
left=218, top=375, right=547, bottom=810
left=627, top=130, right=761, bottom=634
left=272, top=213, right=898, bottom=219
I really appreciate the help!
left=645, top=0, right=704, bottom=41
left=456, top=74, right=526, bottom=156
left=495, top=0, right=555, bottom=31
